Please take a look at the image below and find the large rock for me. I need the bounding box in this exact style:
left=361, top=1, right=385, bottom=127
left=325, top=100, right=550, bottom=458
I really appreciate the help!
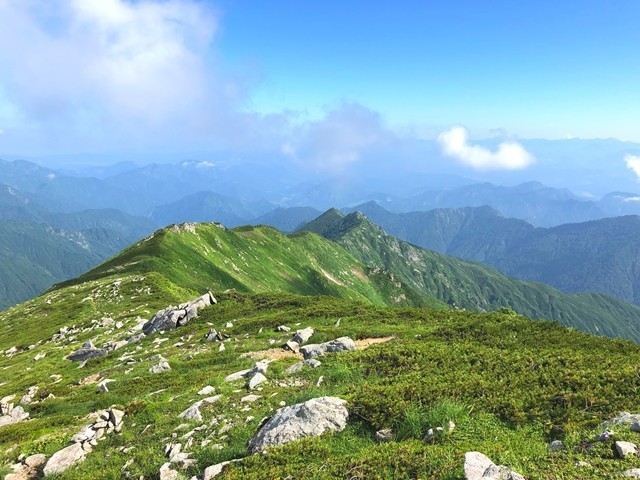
left=43, top=443, right=86, bottom=476
left=616, top=441, right=638, bottom=458
left=0, top=405, right=29, bottom=427
left=66, top=340, right=108, bottom=362
left=300, top=337, right=357, bottom=360
left=143, top=292, right=216, bottom=335
left=248, top=396, right=348, bottom=453
left=464, top=452, right=524, bottom=480
left=293, top=327, right=314, bottom=344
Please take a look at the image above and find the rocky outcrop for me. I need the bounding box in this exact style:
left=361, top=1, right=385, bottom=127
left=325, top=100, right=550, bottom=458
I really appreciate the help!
left=4, top=453, right=46, bottom=480
left=616, top=441, right=638, bottom=458
left=66, top=340, right=108, bottom=362
left=285, top=359, right=322, bottom=374
left=42, top=408, right=124, bottom=476
left=142, top=292, right=216, bottom=335
left=0, top=400, right=29, bottom=428
left=300, top=337, right=356, bottom=359
left=464, top=451, right=525, bottom=480
left=248, top=396, right=348, bottom=453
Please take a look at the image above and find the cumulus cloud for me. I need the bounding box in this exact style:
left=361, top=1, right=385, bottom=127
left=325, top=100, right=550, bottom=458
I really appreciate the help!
left=282, top=103, right=394, bottom=171
left=625, top=154, right=640, bottom=179
left=438, top=126, right=535, bottom=170
left=0, top=0, right=245, bottom=152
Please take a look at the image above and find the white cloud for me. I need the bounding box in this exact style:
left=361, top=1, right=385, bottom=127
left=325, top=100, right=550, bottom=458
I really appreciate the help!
left=282, top=103, right=394, bottom=171
left=0, top=0, right=245, bottom=152
left=438, top=126, right=535, bottom=170
left=625, top=154, right=640, bottom=179
left=195, top=161, right=215, bottom=169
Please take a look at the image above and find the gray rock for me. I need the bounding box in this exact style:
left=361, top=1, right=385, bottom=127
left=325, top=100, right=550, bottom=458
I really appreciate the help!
left=159, top=462, right=179, bottom=480
left=0, top=405, right=29, bottom=427
left=104, top=340, right=128, bottom=351
left=150, top=355, right=171, bottom=374
left=248, top=396, right=348, bottom=453
left=204, top=460, right=238, bottom=479
left=464, top=452, right=494, bottom=480
left=603, top=412, right=640, bottom=428
left=277, top=325, right=291, bottom=332
left=67, top=340, right=108, bottom=362
left=143, top=292, right=216, bottom=335
left=43, top=443, right=86, bottom=476
left=631, top=422, right=640, bottom=433
left=623, top=469, right=640, bottom=478
left=284, top=340, right=300, bottom=352
left=293, top=327, right=314, bottom=344
left=180, top=402, right=204, bottom=422
left=548, top=439, right=564, bottom=451
left=109, top=408, right=125, bottom=427
left=198, top=386, right=215, bottom=395
left=285, top=361, right=305, bottom=374
left=248, top=372, right=267, bottom=390
left=225, top=368, right=251, bottom=382
left=126, top=333, right=145, bottom=344
left=616, top=440, right=638, bottom=458
left=482, top=464, right=525, bottom=480
left=375, top=429, right=394, bottom=442
left=300, top=337, right=357, bottom=360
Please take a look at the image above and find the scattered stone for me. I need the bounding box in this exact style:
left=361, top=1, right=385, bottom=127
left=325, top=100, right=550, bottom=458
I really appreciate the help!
left=248, top=396, right=348, bottom=453
left=219, top=342, right=225, bottom=352
left=284, top=340, right=300, bottom=352
left=548, top=439, right=564, bottom=451
left=149, top=355, right=171, bottom=374
left=143, top=292, right=216, bottom=335
left=300, top=337, right=357, bottom=360
left=104, top=340, right=128, bottom=351
left=198, top=386, right=215, bottom=395
left=43, top=443, right=87, bottom=476
left=6, top=453, right=46, bottom=480
left=126, top=333, right=145, bottom=344
left=241, top=394, right=262, bottom=403
left=375, top=429, right=394, bottom=442
left=603, top=412, right=640, bottom=428
left=616, top=441, right=638, bottom=458
left=293, top=327, right=314, bottom=344
left=277, top=325, right=291, bottom=332
left=316, top=376, right=324, bottom=387
left=33, top=352, right=46, bottom=361
left=203, top=460, right=238, bottom=479
left=66, top=340, right=108, bottom=362
left=0, top=405, right=29, bottom=427
left=248, top=373, right=267, bottom=390
left=464, top=451, right=525, bottom=480
left=159, top=462, right=179, bottom=480
left=98, top=379, right=115, bottom=393
left=631, top=422, right=640, bottom=433
left=20, top=386, right=38, bottom=405
left=623, top=469, right=640, bottom=478
left=225, top=322, right=234, bottom=328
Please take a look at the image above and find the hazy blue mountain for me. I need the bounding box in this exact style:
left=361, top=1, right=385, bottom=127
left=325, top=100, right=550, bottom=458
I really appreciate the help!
left=251, top=206, right=321, bottom=232
left=150, top=190, right=274, bottom=227
left=397, top=181, right=607, bottom=227
left=598, top=192, right=640, bottom=216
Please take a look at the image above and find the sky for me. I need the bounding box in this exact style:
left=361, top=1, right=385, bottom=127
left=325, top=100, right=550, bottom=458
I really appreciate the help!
left=0, top=0, right=639, bottom=173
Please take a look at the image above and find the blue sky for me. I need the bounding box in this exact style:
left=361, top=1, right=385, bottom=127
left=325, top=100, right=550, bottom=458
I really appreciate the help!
left=0, top=0, right=638, bottom=167
left=216, top=0, right=640, bottom=139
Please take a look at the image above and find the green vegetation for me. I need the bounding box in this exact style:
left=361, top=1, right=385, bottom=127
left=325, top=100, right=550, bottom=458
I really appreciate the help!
left=60, top=222, right=440, bottom=309
left=299, top=209, right=640, bottom=342
left=2, top=283, right=640, bottom=479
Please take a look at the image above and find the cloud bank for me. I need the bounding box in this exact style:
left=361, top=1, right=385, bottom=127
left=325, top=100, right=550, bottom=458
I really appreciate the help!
left=625, top=154, right=640, bottom=179
left=438, top=126, right=535, bottom=170
left=282, top=103, right=394, bottom=171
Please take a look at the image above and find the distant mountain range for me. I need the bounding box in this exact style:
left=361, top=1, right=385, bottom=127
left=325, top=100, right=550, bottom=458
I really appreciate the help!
left=341, top=201, right=640, bottom=306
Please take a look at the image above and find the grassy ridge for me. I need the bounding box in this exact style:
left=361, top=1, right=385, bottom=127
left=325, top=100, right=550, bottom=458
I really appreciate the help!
left=299, top=210, right=640, bottom=342
left=58, top=222, right=440, bottom=309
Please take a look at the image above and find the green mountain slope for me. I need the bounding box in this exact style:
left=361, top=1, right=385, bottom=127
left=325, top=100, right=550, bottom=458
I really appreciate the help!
left=346, top=202, right=640, bottom=306
left=299, top=209, right=640, bottom=342
left=60, top=222, right=437, bottom=309
left=2, top=284, right=640, bottom=479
